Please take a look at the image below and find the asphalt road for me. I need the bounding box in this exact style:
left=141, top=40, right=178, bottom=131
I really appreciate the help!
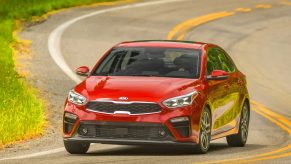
left=1, top=0, right=291, bottom=163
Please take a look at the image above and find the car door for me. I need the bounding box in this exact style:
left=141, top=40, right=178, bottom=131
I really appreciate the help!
left=205, top=47, right=232, bottom=135
left=215, top=48, right=243, bottom=129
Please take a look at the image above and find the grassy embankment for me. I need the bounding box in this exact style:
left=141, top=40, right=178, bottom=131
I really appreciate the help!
left=0, top=0, right=116, bottom=148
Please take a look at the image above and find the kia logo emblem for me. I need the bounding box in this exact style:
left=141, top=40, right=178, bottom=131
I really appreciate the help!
left=119, top=97, right=128, bottom=101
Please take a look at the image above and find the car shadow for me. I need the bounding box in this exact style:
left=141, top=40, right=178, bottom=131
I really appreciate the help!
left=80, top=143, right=266, bottom=156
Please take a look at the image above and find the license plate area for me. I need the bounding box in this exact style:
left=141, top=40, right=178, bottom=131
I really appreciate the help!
left=115, top=127, right=128, bottom=136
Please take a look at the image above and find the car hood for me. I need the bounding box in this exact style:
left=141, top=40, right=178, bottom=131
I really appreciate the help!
left=75, top=76, right=199, bottom=102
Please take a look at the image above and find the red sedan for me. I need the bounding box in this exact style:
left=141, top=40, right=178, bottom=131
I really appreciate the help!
left=63, top=40, right=250, bottom=154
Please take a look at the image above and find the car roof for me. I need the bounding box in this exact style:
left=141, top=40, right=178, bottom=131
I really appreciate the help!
left=116, top=40, right=206, bottom=49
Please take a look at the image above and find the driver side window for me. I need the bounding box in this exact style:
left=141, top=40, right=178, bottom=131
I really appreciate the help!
left=206, top=48, right=222, bottom=75
left=216, top=49, right=235, bottom=73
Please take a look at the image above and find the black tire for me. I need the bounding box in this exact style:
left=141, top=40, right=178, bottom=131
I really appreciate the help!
left=64, top=140, right=90, bottom=154
left=194, top=107, right=212, bottom=154
left=226, top=102, right=250, bottom=147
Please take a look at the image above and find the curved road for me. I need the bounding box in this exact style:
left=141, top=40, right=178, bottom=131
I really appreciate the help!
left=1, top=0, right=290, bottom=163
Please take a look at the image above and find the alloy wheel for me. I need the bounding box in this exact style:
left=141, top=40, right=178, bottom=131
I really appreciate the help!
left=240, top=104, right=249, bottom=142
left=200, top=110, right=211, bottom=150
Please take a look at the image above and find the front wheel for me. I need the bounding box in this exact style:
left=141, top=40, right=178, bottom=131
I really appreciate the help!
left=226, top=102, right=250, bottom=147
left=194, top=107, right=212, bottom=154
left=64, top=140, right=90, bottom=154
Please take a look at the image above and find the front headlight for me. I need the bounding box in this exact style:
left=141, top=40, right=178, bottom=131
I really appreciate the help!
left=162, top=91, right=198, bottom=108
left=68, top=90, right=87, bottom=105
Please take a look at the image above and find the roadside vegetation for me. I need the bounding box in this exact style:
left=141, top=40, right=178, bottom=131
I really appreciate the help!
left=0, top=0, right=116, bottom=148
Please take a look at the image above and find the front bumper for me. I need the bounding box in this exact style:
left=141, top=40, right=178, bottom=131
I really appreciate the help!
left=64, top=137, right=197, bottom=146
left=64, top=121, right=196, bottom=146
left=63, top=101, right=202, bottom=144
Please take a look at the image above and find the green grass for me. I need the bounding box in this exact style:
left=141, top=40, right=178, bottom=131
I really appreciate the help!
left=0, top=0, right=117, bottom=147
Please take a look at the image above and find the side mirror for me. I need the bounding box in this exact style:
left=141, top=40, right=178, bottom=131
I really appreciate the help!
left=75, top=66, right=89, bottom=77
left=207, top=70, right=229, bottom=81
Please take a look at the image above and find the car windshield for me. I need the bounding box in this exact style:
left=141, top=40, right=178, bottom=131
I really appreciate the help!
left=92, top=47, right=201, bottom=79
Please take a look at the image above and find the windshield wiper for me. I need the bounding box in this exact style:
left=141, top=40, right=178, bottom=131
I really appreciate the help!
left=94, top=72, right=111, bottom=76
left=130, top=74, right=160, bottom=77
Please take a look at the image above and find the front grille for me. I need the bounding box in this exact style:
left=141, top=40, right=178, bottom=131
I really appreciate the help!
left=86, top=101, right=161, bottom=115
left=78, top=122, right=170, bottom=140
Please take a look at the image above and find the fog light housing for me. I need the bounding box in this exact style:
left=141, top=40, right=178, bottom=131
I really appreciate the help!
left=170, top=116, right=189, bottom=123
left=64, top=112, right=78, bottom=123
left=158, top=128, right=167, bottom=137
left=79, top=127, right=88, bottom=136
left=63, top=112, right=78, bottom=133
left=170, top=116, right=190, bottom=137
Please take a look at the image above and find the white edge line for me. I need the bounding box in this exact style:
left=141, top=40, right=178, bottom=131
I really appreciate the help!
left=0, top=148, right=65, bottom=161
left=0, top=0, right=183, bottom=161
left=48, top=0, right=182, bottom=84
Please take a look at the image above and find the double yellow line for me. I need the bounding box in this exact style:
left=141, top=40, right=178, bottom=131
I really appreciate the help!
left=203, top=101, right=291, bottom=164
left=167, top=11, right=235, bottom=40
left=252, top=100, right=291, bottom=135
left=280, top=0, right=291, bottom=6
left=201, top=144, right=291, bottom=164
left=166, top=3, right=291, bottom=163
